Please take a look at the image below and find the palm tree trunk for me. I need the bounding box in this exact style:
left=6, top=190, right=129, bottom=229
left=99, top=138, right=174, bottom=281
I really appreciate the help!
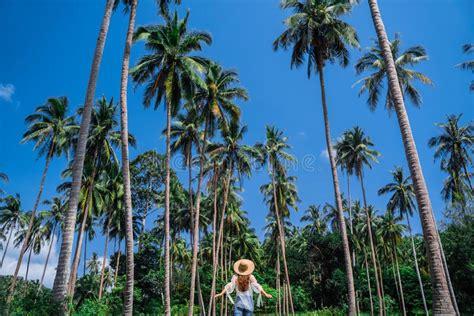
left=83, top=234, right=87, bottom=276
left=98, top=215, right=111, bottom=299
left=390, top=253, right=401, bottom=312
left=276, top=251, right=282, bottom=316
left=405, top=214, right=429, bottom=316
left=1, top=226, right=14, bottom=268
left=394, top=248, right=406, bottom=316
left=197, top=269, right=206, bottom=316
left=8, top=144, right=54, bottom=303
left=376, top=254, right=386, bottom=315
left=163, top=94, right=173, bottom=316
left=25, top=245, right=33, bottom=281
left=364, top=249, right=374, bottom=316
left=316, top=56, right=356, bottom=315
left=189, top=118, right=209, bottom=316
left=119, top=1, right=137, bottom=314
left=359, top=173, right=384, bottom=315
left=52, top=0, right=115, bottom=307
left=270, top=167, right=295, bottom=315
left=366, top=1, right=455, bottom=313
left=114, top=239, right=121, bottom=288
left=39, top=224, right=56, bottom=291
left=207, top=171, right=219, bottom=316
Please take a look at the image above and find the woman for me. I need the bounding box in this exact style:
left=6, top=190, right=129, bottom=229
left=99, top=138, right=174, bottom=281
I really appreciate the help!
left=215, top=259, right=272, bottom=316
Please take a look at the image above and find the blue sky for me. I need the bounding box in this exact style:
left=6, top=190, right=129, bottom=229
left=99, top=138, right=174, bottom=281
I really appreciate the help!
left=0, top=0, right=472, bottom=285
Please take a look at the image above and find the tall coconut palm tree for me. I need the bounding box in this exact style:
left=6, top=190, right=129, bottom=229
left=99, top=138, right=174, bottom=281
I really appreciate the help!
left=336, top=126, right=383, bottom=313
left=130, top=12, right=211, bottom=314
left=301, top=205, right=326, bottom=236
left=354, top=33, right=432, bottom=111
left=38, top=197, right=65, bottom=290
left=52, top=0, right=116, bottom=305
left=273, top=1, right=359, bottom=312
left=365, top=0, right=455, bottom=313
left=9, top=97, right=77, bottom=300
left=0, top=194, right=22, bottom=268
left=456, top=44, right=474, bottom=92
left=256, top=126, right=297, bottom=315
left=428, top=114, right=473, bottom=204
left=378, top=167, right=429, bottom=315
left=206, top=121, right=255, bottom=316
left=117, top=0, right=138, bottom=312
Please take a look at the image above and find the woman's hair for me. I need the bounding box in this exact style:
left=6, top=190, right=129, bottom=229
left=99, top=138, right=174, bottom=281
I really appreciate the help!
left=236, top=274, right=250, bottom=292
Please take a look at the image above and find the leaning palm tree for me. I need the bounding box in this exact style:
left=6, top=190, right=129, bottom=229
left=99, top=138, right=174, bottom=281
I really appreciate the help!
left=365, top=0, right=456, bottom=313
left=428, top=114, right=473, bottom=204
left=117, top=0, right=139, bottom=312
left=354, top=33, right=432, bottom=111
left=38, top=197, right=65, bottom=290
left=52, top=0, right=116, bottom=306
left=9, top=97, right=77, bottom=301
left=256, top=126, right=297, bottom=315
left=378, top=167, right=429, bottom=315
left=0, top=194, right=22, bottom=268
left=456, top=44, right=474, bottom=92
left=335, top=126, right=383, bottom=314
left=130, top=11, right=211, bottom=314
left=273, top=1, right=359, bottom=312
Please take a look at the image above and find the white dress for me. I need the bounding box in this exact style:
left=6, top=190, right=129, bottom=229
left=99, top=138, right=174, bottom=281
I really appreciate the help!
left=224, top=274, right=263, bottom=311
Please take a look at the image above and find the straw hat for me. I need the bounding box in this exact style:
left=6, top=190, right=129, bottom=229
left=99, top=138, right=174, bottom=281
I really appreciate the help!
left=233, top=259, right=255, bottom=276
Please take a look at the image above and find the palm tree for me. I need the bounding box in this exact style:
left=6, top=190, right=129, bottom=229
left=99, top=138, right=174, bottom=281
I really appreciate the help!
left=0, top=194, right=22, bottom=268
left=207, top=121, right=255, bottom=315
left=38, top=197, right=65, bottom=290
left=335, top=126, right=383, bottom=314
left=52, top=0, right=116, bottom=305
left=256, top=126, right=297, bottom=315
left=189, top=62, right=247, bottom=316
left=9, top=97, right=77, bottom=300
left=456, top=44, right=474, bottom=92
left=301, top=205, right=326, bottom=235
left=378, top=167, right=429, bottom=315
left=130, top=12, right=211, bottom=313
left=355, top=34, right=432, bottom=111
left=428, top=114, right=473, bottom=204
left=366, top=0, right=455, bottom=312
left=117, top=0, right=138, bottom=312
left=273, top=1, right=359, bottom=312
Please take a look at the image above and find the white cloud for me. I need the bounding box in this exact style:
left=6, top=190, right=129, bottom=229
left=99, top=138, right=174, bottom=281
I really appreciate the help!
left=0, top=83, right=15, bottom=102
left=320, top=146, right=336, bottom=161
left=0, top=228, right=58, bottom=288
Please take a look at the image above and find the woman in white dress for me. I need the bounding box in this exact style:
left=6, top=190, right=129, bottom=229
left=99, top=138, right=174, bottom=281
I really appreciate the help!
left=215, top=259, right=272, bottom=316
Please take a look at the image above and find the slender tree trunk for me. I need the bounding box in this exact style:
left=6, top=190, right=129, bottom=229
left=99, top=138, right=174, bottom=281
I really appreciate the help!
left=406, top=215, right=429, bottom=316
left=189, top=119, right=209, bottom=316
left=24, top=245, right=33, bottom=282
left=376, top=254, right=386, bottom=315
left=163, top=95, right=172, bottom=316
left=207, top=170, right=219, bottom=316
left=197, top=269, right=206, bottom=316
left=52, top=0, right=115, bottom=308
left=347, top=174, right=356, bottom=268
left=276, top=251, right=282, bottom=316
left=119, top=1, right=137, bottom=314
left=8, top=144, right=54, bottom=302
left=393, top=248, right=406, bottom=316
left=83, top=234, right=87, bottom=276
left=316, top=56, right=356, bottom=315
left=99, top=216, right=112, bottom=299
left=359, top=173, right=384, bottom=315
left=39, top=224, right=57, bottom=290
left=390, top=253, right=401, bottom=312
left=270, top=167, right=294, bottom=315
left=367, top=1, right=455, bottom=313
left=1, top=226, right=14, bottom=267
left=114, top=239, right=121, bottom=288
left=364, top=249, right=374, bottom=316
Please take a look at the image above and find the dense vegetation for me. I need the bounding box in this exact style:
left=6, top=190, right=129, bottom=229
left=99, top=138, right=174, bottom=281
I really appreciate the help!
left=0, top=0, right=472, bottom=315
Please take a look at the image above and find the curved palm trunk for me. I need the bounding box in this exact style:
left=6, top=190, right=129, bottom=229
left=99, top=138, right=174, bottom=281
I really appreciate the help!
left=405, top=214, right=429, bottom=316
left=1, top=226, right=14, bottom=268
left=52, top=0, right=115, bottom=307
left=359, top=173, right=384, bottom=315
left=393, top=248, right=406, bottom=316
left=119, top=1, right=137, bottom=314
left=98, top=216, right=111, bottom=299
left=367, top=1, right=456, bottom=313
left=7, top=144, right=54, bottom=303
left=163, top=96, right=172, bottom=316
left=39, top=223, right=57, bottom=290
left=316, top=56, right=356, bottom=315
left=270, top=168, right=295, bottom=315
left=114, top=239, right=121, bottom=288
left=276, top=250, right=282, bottom=316
left=364, top=249, right=374, bottom=316
left=25, top=245, right=33, bottom=281
left=189, top=119, right=209, bottom=316
left=83, top=233, right=87, bottom=276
